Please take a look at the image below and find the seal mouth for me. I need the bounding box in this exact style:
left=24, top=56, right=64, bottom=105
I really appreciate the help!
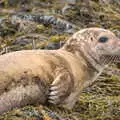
left=100, top=55, right=120, bottom=65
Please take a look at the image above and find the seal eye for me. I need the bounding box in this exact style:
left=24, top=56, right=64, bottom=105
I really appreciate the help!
left=99, top=37, right=108, bottom=43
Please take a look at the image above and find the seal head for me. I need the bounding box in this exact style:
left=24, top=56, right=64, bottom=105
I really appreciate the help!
left=63, top=28, right=120, bottom=72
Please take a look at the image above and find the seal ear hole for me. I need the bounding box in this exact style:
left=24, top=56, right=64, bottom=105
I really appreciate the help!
left=99, top=37, right=108, bottom=43
left=90, top=37, right=94, bottom=41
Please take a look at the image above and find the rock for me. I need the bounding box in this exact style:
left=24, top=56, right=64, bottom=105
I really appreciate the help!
left=11, top=14, right=78, bottom=33
left=7, top=0, right=29, bottom=6
left=99, top=0, right=112, bottom=4
left=45, top=42, right=60, bottom=49
left=66, top=0, right=77, bottom=5
left=62, top=4, right=74, bottom=15
left=12, top=38, right=31, bottom=46
left=0, top=18, right=18, bottom=37
left=8, top=0, right=20, bottom=6
left=12, top=33, right=48, bottom=46
left=15, top=20, right=38, bottom=34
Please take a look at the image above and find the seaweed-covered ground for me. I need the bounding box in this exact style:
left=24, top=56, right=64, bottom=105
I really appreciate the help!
left=0, top=0, right=120, bottom=120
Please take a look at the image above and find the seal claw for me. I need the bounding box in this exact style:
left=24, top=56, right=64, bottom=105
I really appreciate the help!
left=48, top=72, right=73, bottom=105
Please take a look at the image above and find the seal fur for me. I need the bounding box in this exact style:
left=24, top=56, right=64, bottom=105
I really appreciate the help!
left=0, top=28, right=120, bottom=115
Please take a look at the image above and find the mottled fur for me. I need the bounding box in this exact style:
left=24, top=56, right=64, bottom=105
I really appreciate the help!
left=0, top=28, right=120, bottom=115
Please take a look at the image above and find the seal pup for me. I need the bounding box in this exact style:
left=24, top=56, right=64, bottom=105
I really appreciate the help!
left=0, top=28, right=120, bottom=115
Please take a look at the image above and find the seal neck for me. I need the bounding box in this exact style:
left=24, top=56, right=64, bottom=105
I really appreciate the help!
left=61, top=44, right=104, bottom=73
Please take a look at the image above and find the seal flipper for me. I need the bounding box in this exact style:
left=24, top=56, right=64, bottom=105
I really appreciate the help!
left=48, top=71, right=74, bottom=105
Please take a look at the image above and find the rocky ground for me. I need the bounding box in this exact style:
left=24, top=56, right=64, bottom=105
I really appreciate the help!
left=0, top=0, right=120, bottom=120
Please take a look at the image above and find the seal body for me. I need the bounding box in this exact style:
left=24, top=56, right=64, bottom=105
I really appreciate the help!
left=0, top=28, right=120, bottom=115
left=0, top=49, right=91, bottom=114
